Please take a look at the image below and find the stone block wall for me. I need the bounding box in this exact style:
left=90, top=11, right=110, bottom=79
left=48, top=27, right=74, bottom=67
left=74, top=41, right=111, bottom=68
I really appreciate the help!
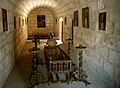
left=54, top=0, right=120, bottom=88
left=0, top=0, right=120, bottom=88
left=0, top=0, right=27, bottom=88
left=28, top=8, right=55, bottom=37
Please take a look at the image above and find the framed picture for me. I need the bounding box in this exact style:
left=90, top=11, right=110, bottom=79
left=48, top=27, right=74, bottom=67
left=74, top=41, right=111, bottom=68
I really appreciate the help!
left=25, top=18, right=27, bottom=25
left=19, top=17, right=21, bottom=27
left=65, top=17, right=66, bottom=25
left=82, top=7, right=89, bottom=28
left=27, top=17, right=28, bottom=24
left=37, top=15, right=46, bottom=28
left=74, top=10, right=78, bottom=26
left=14, top=16, right=16, bottom=29
left=99, top=12, right=106, bottom=31
left=22, top=18, right=24, bottom=26
left=72, top=19, right=74, bottom=40
left=56, top=18, right=57, bottom=24
left=2, top=8, right=8, bottom=32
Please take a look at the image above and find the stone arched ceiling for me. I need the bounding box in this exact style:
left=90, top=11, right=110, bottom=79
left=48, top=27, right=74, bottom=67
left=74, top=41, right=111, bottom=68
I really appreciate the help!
left=8, top=0, right=81, bottom=16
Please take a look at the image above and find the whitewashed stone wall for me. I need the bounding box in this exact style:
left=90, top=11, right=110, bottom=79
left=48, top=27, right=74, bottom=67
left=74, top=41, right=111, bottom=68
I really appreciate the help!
left=0, top=0, right=27, bottom=88
left=28, top=8, right=55, bottom=37
left=55, top=0, right=120, bottom=88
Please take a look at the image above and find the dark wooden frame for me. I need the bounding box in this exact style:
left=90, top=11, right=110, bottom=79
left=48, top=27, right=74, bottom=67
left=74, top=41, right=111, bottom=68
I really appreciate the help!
left=14, top=16, right=16, bottom=29
left=27, top=17, right=28, bottom=24
left=82, top=7, right=89, bottom=28
left=99, top=12, right=106, bottom=31
left=56, top=18, right=57, bottom=24
left=25, top=18, right=27, bottom=25
left=37, top=15, right=46, bottom=28
left=65, top=17, right=66, bottom=25
left=2, top=8, right=8, bottom=32
left=22, top=18, right=24, bottom=26
left=19, top=17, right=21, bottom=27
left=74, top=10, right=78, bottom=26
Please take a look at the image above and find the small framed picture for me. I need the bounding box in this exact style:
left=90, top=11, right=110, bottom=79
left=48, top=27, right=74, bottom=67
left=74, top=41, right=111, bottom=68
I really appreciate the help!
left=56, top=18, right=57, bottom=24
left=22, top=18, right=24, bottom=26
left=14, top=16, right=16, bottom=29
left=82, top=7, right=89, bottom=28
left=65, top=17, right=66, bottom=25
left=37, top=15, right=46, bottom=28
left=2, top=8, right=8, bottom=32
left=19, top=17, right=21, bottom=27
left=99, top=12, right=106, bottom=31
left=74, top=10, right=78, bottom=26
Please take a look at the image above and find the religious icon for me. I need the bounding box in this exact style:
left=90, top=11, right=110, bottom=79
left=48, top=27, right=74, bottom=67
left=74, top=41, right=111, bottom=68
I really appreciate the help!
left=2, top=8, right=8, bottom=32
left=19, top=17, right=21, bottom=27
left=99, top=12, right=106, bottom=31
left=65, top=17, right=66, bottom=25
left=82, top=7, right=89, bottom=28
left=37, top=15, right=46, bottom=28
left=22, top=18, right=24, bottom=26
left=56, top=18, right=57, bottom=24
left=74, top=10, right=78, bottom=26
left=14, top=16, right=16, bottom=29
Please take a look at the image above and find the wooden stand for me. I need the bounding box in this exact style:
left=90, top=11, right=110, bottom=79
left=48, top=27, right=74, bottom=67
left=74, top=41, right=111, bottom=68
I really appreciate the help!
left=75, top=45, right=91, bottom=86
left=66, top=38, right=73, bottom=56
left=29, top=35, right=46, bottom=88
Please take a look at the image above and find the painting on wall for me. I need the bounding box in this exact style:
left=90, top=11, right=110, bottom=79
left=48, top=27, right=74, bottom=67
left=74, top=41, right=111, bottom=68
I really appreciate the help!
left=22, top=18, right=24, bottom=26
left=82, top=7, right=89, bottom=28
left=99, top=12, right=106, bottom=31
left=37, top=15, right=46, bottom=28
left=56, top=18, right=57, bottom=24
left=2, top=8, right=8, bottom=32
left=19, top=17, right=21, bottom=27
left=25, top=18, right=27, bottom=25
left=27, top=17, right=28, bottom=24
left=65, top=17, right=66, bottom=25
left=14, top=16, right=16, bottom=29
left=74, top=10, right=78, bottom=26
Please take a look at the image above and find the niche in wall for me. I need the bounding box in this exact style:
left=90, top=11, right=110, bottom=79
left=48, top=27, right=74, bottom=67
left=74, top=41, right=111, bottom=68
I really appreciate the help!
left=37, top=15, right=46, bottom=28
left=2, top=8, right=8, bottom=32
left=99, top=12, right=106, bottom=31
left=82, top=7, right=89, bottom=28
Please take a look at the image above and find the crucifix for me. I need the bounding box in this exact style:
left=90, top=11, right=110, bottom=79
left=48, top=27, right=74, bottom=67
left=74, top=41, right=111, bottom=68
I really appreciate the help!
left=32, top=35, right=40, bottom=49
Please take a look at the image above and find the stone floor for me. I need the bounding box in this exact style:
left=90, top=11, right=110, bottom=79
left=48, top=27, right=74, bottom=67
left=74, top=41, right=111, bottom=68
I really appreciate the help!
left=3, top=40, right=107, bottom=88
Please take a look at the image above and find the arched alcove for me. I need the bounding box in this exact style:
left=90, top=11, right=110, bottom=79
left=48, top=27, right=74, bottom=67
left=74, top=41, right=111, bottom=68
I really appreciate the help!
left=28, top=7, right=55, bottom=38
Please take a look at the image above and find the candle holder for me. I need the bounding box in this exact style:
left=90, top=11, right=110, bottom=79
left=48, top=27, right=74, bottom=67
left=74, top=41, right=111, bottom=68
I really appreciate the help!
left=75, top=45, right=91, bottom=86
left=75, top=45, right=86, bottom=68
left=29, top=47, right=46, bottom=87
